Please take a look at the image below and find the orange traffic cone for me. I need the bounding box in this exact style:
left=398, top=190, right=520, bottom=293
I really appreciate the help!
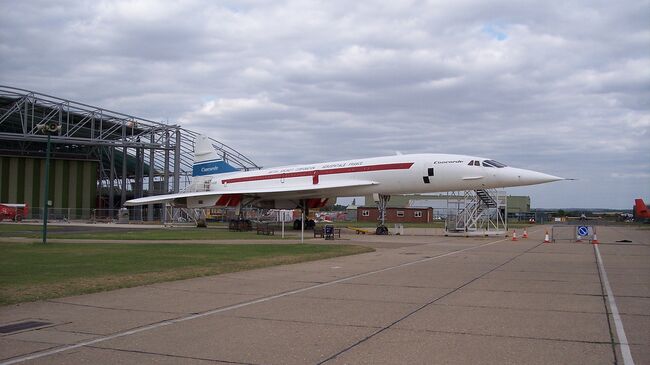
left=543, top=230, right=551, bottom=243
left=511, top=230, right=518, bottom=241
left=522, top=228, right=528, bottom=239
left=591, top=229, right=599, bottom=244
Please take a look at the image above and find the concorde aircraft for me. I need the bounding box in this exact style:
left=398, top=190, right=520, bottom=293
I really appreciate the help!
left=125, top=135, right=564, bottom=233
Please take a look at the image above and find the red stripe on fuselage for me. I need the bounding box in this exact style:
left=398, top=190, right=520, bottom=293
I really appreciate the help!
left=221, top=162, right=414, bottom=184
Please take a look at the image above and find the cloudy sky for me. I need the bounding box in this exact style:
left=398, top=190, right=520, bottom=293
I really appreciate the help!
left=1, top=0, right=648, bottom=209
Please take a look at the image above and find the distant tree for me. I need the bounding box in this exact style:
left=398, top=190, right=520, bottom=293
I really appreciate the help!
left=557, top=209, right=566, bottom=217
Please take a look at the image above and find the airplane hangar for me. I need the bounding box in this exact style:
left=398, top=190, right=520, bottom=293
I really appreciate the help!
left=0, top=85, right=260, bottom=222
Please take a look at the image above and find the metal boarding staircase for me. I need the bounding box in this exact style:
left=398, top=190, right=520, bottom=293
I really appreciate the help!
left=475, top=189, right=497, bottom=208
left=446, top=189, right=506, bottom=235
left=163, top=205, right=200, bottom=225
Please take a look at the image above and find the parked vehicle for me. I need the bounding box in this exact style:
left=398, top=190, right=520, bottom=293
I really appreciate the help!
left=0, top=203, right=28, bottom=222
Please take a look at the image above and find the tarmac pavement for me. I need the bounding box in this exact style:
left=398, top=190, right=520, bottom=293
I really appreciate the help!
left=1, top=225, right=648, bottom=364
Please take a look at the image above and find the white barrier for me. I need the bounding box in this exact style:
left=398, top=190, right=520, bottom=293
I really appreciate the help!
left=551, top=225, right=594, bottom=242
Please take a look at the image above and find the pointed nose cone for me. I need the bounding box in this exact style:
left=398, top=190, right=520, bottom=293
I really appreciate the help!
left=501, top=168, right=564, bottom=187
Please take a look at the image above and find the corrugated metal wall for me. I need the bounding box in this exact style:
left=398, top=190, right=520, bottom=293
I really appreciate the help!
left=0, top=156, right=97, bottom=213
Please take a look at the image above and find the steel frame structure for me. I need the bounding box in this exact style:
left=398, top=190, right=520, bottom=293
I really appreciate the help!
left=0, top=85, right=260, bottom=221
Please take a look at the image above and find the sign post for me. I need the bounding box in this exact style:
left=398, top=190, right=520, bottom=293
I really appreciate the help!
left=38, top=122, right=61, bottom=244
left=42, top=133, right=51, bottom=245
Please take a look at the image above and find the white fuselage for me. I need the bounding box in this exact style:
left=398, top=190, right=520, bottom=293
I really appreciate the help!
left=124, top=152, right=563, bottom=209
left=193, top=153, right=561, bottom=200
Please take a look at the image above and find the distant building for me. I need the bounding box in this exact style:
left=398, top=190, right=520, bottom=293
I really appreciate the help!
left=505, top=195, right=531, bottom=219
left=357, top=206, right=434, bottom=223
left=345, top=204, right=358, bottom=222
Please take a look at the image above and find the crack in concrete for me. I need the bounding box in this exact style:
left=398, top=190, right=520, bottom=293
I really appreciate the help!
left=46, top=300, right=185, bottom=315
left=293, top=293, right=428, bottom=305
left=430, top=302, right=608, bottom=315
left=220, top=314, right=383, bottom=330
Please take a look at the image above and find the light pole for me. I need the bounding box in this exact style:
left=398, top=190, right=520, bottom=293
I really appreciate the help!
left=38, top=122, right=60, bottom=244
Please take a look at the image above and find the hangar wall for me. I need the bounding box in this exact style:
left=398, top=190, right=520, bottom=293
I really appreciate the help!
left=0, top=156, right=97, bottom=217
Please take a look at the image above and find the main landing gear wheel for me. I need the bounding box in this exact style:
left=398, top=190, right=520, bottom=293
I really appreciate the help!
left=376, top=225, right=389, bottom=235
left=293, top=219, right=315, bottom=230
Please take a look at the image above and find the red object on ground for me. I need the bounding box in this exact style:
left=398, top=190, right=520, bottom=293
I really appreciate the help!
left=0, top=203, right=28, bottom=222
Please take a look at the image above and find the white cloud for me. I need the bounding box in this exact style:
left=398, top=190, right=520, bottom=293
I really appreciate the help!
left=192, top=97, right=288, bottom=117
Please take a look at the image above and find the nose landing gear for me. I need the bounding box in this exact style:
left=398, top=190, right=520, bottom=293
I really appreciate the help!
left=376, top=225, right=389, bottom=235
left=375, top=193, right=390, bottom=235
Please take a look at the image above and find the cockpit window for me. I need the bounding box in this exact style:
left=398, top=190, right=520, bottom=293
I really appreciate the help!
left=482, top=161, right=495, bottom=168
left=474, top=161, right=480, bottom=166
left=468, top=160, right=474, bottom=166
left=485, top=160, right=507, bottom=168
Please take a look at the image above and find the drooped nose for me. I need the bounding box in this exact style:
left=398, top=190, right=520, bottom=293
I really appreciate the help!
left=498, top=167, right=564, bottom=187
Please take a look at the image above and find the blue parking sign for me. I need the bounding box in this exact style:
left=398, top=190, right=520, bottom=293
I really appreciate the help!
left=577, top=226, right=588, bottom=236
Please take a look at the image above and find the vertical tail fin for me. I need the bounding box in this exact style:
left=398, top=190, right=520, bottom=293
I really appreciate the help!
left=634, top=199, right=648, bottom=217
left=192, top=135, right=238, bottom=176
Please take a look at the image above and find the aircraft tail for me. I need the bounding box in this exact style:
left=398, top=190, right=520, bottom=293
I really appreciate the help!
left=634, top=199, right=649, bottom=219
left=192, top=135, right=239, bottom=177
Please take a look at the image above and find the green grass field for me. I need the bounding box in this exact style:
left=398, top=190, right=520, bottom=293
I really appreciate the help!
left=0, top=224, right=289, bottom=240
left=0, top=242, right=373, bottom=306
left=0, top=224, right=60, bottom=232
left=45, top=228, right=286, bottom=240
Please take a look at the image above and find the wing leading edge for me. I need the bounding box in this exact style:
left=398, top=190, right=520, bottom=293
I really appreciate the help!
left=124, top=180, right=378, bottom=206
